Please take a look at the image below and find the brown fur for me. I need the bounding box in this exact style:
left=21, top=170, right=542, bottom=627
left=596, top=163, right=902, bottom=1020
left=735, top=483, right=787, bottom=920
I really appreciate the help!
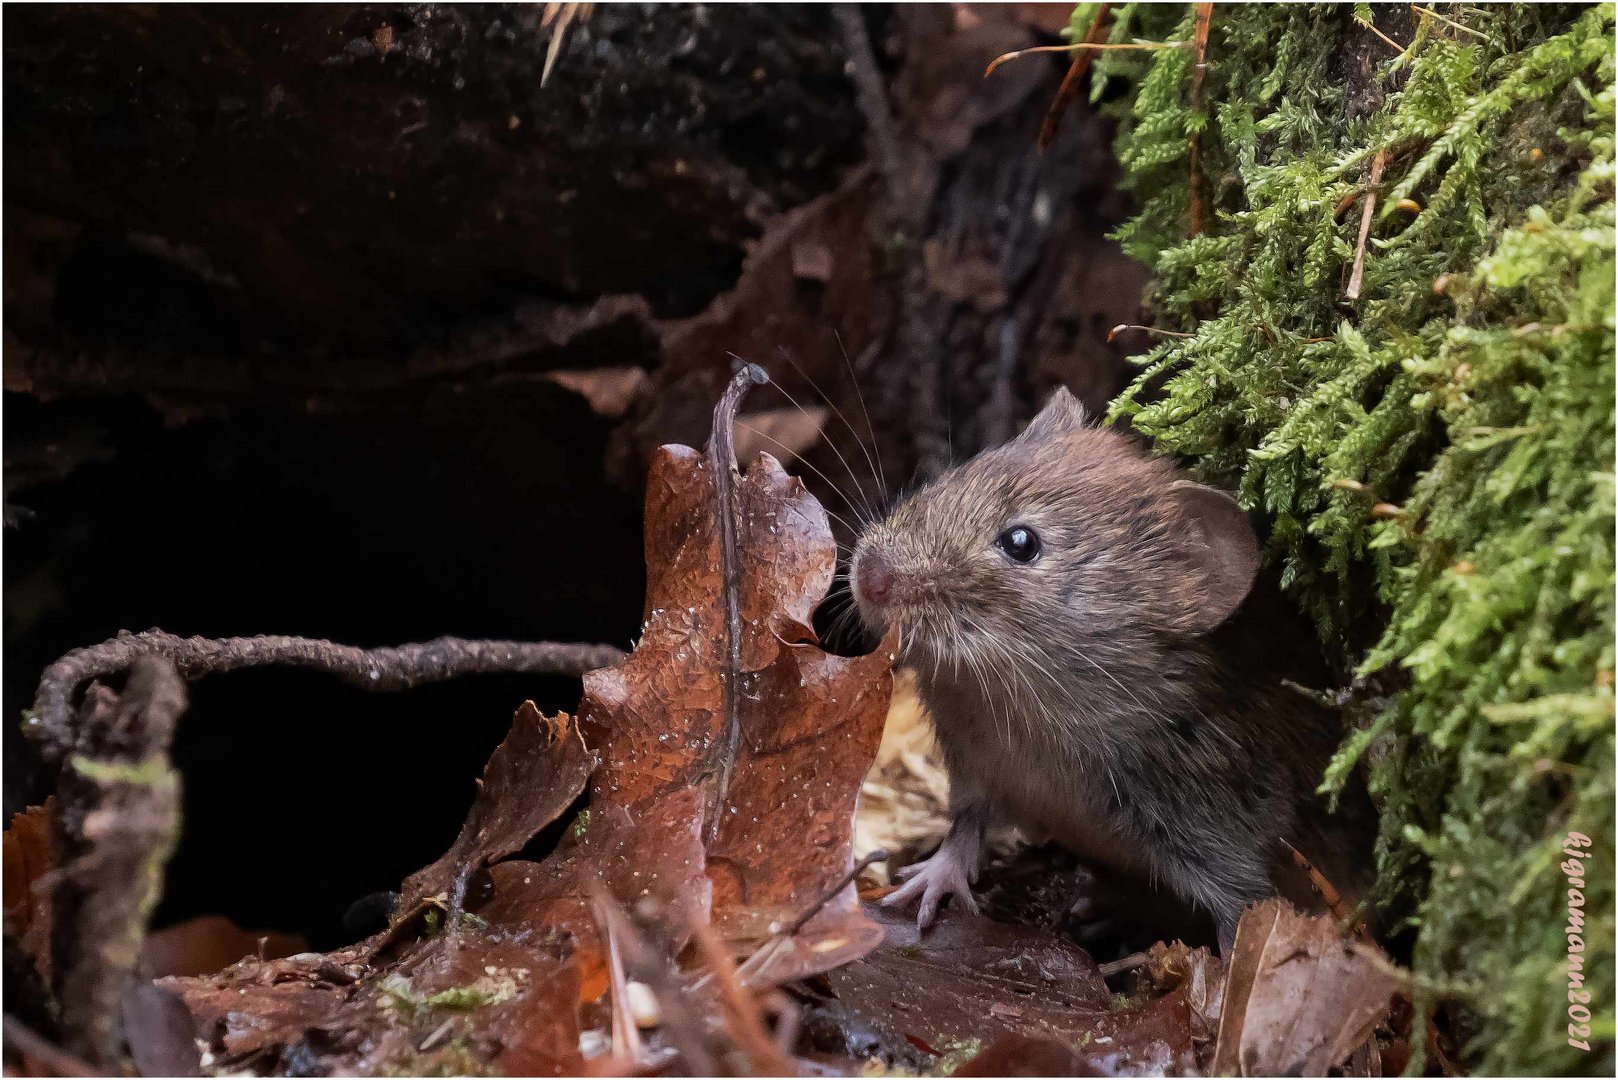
left=852, top=389, right=1374, bottom=946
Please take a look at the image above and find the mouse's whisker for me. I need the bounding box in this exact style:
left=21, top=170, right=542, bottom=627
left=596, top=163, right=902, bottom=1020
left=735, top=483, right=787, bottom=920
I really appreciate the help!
left=822, top=596, right=867, bottom=653
left=735, top=425, right=869, bottom=535
left=957, top=619, right=1012, bottom=747
left=760, top=369, right=883, bottom=527
left=824, top=608, right=854, bottom=650
left=1066, top=640, right=1155, bottom=723
left=996, top=633, right=1066, bottom=738
left=979, top=653, right=1012, bottom=748
left=830, top=331, right=891, bottom=505
left=771, top=343, right=888, bottom=513
left=985, top=626, right=1053, bottom=742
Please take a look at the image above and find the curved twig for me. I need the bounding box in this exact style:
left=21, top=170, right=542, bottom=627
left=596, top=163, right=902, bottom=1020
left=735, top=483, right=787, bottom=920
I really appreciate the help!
left=703, top=362, right=770, bottom=840
left=29, top=629, right=625, bottom=759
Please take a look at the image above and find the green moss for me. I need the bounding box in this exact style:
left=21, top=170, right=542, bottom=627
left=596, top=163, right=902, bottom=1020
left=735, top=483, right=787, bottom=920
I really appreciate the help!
left=1081, top=3, right=1615, bottom=1073
left=931, top=1037, right=982, bottom=1077
left=70, top=754, right=169, bottom=785
left=380, top=1029, right=492, bottom=1078
left=377, top=973, right=517, bottom=1022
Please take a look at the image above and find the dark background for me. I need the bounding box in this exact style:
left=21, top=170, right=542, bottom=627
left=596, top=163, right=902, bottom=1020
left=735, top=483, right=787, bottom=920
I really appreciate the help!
left=3, top=3, right=1143, bottom=949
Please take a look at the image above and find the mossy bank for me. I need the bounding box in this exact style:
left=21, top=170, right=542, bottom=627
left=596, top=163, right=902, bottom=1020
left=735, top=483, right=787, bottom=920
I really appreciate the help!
left=1078, top=3, right=1615, bottom=1073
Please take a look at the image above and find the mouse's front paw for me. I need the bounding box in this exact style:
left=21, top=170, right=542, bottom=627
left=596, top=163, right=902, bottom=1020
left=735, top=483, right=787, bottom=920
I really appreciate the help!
left=883, top=847, right=978, bottom=930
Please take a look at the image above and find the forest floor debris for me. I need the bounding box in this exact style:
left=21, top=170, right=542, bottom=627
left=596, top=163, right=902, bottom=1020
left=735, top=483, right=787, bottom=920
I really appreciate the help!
left=4, top=369, right=1409, bottom=1076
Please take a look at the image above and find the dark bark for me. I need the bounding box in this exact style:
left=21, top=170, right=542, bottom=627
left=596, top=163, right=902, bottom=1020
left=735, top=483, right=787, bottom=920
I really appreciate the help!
left=6, top=1, right=1145, bottom=538
left=49, top=660, right=185, bottom=1071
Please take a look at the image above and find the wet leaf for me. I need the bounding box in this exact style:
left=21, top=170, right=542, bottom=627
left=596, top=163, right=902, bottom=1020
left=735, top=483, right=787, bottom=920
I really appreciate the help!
left=2, top=799, right=54, bottom=983
left=1211, top=898, right=1402, bottom=1077
left=158, top=375, right=895, bottom=1074
left=954, top=1033, right=1083, bottom=1077
left=162, top=934, right=585, bottom=1076
left=1135, top=939, right=1224, bottom=1048
left=477, top=786, right=711, bottom=1005
left=577, top=438, right=894, bottom=976
left=399, top=703, right=596, bottom=915
left=818, top=905, right=1195, bottom=1075
left=139, top=914, right=306, bottom=979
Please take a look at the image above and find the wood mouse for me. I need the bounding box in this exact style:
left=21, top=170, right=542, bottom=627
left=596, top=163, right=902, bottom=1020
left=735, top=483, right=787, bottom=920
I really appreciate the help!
left=849, top=388, right=1375, bottom=949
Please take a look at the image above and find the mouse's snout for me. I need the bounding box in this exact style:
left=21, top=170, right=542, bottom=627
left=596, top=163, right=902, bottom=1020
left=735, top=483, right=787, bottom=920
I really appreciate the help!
left=851, top=548, right=894, bottom=607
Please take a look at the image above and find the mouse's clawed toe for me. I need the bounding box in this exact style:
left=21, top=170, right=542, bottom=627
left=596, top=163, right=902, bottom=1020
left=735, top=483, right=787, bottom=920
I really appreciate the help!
left=883, top=846, right=978, bottom=930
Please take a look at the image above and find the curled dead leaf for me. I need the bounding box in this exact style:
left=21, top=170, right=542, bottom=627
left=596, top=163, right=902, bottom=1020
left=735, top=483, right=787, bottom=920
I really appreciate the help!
left=398, top=703, right=596, bottom=918
left=1212, top=898, right=1402, bottom=1077
left=157, top=367, right=895, bottom=1074
left=3, top=798, right=55, bottom=985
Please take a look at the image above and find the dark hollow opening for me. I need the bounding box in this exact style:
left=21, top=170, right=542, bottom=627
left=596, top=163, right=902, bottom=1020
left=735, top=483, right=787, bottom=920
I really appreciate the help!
left=5, top=383, right=646, bottom=949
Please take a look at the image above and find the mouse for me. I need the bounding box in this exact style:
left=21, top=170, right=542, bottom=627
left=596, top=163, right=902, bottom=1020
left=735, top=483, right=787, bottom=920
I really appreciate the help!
left=849, top=386, right=1376, bottom=950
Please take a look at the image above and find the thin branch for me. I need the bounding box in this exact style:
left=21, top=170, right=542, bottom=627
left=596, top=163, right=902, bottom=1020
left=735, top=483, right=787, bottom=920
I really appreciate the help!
left=986, top=38, right=1188, bottom=79
left=1410, top=3, right=1490, bottom=41
left=1188, top=3, right=1214, bottom=236
left=539, top=2, right=594, bottom=87
left=3, top=1015, right=104, bottom=1078
left=1282, top=839, right=1367, bottom=936
left=1353, top=13, right=1408, bottom=54
left=834, top=4, right=904, bottom=209
left=688, top=917, right=795, bottom=1075
left=1345, top=148, right=1388, bottom=300
left=29, top=630, right=624, bottom=760
left=51, top=659, right=186, bottom=1071
left=703, top=362, right=769, bottom=842
left=590, top=890, right=648, bottom=1071
left=833, top=2, right=947, bottom=478
left=785, top=847, right=888, bottom=938
left=1098, top=951, right=1151, bottom=978
left=1037, top=3, right=1115, bottom=153
left=589, top=886, right=715, bottom=1075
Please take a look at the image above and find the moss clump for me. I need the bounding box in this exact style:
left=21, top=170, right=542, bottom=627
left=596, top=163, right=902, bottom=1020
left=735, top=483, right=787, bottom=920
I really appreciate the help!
left=932, top=1037, right=982, bottom=1077
left=377, top=973, right=517, bottom=1022
left=1078, top=3, right=1615, bottom=1073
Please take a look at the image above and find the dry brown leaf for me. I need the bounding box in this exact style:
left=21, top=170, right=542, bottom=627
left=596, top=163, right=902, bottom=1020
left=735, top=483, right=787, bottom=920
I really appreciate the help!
left=3, top=798, right=54, bottom=985
left=579, top=434, right=894, bottom=976
left=399, top=703, right=595, bottom=915
left=158, top=370, right=895, bottom=1074
left=1130, top=939, right=1225, bottom=1062
left=139, top=915, right=305, bottom=979
left=1211, top=898, right=1402, bottom=1076
left=822, top=904, right=1195, bottom=1075
left=162, top=933, right=584, bottom=1076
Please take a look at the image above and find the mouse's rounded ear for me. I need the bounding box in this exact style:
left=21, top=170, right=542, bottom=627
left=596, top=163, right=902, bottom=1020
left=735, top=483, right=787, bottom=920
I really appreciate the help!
left=1016, top=386, right=1088, bottom=444
left=1164, top=480, right=1260, bottom=634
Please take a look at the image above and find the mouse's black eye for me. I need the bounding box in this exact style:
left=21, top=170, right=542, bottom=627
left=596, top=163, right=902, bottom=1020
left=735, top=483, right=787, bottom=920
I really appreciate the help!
left=996, top=525, right=1041, bottom=563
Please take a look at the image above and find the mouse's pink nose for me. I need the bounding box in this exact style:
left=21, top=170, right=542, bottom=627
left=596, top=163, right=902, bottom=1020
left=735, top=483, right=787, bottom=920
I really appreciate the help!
left=854, top=551, right=894, bottom=606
